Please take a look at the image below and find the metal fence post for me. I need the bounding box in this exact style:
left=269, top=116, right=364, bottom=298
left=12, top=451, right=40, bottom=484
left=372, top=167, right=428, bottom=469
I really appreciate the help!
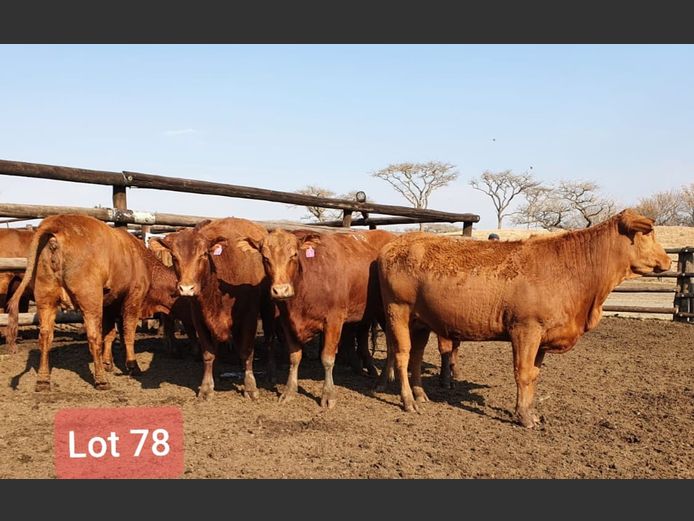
left=674, top=247, right=693, bottom=323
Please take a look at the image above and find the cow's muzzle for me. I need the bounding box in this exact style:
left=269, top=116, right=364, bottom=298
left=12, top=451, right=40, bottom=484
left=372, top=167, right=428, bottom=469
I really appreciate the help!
left=270, top=284, right=294, bottom=300
left=178, top=284, right=197, bottom=297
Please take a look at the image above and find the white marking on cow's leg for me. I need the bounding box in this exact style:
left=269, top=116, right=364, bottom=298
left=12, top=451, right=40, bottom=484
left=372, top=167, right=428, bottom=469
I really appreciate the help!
left=279, top=345, right=302, bottom=403
left=511, top=324, right=543, bottom=428
left=35, top=303, right=57, bottom=392
left=320, top=319, right=342, bottom=409
left=410, top=328, right=430, bottom=403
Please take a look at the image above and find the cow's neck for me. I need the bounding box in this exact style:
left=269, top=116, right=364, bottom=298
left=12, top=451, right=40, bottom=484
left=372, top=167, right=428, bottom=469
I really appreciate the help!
left=550, top=221, right=627, bottom=331
left=197, top=266, right=232, bottom=342
left=143, top=262, right=177, bottom=314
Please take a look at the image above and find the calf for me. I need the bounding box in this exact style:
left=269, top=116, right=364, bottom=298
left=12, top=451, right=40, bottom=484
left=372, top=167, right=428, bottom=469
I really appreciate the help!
left=152, top=218, right=270, bottom=400
left=6, top=215, right=152, bottom=390
left=237, top=228, right=395, bottom=408
left=377, top=209, right=671, bottom=427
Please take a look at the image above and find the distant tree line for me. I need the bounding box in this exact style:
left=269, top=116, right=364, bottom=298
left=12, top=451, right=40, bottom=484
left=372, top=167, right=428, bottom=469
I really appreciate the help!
left=294, top=162, right=694, bottom=231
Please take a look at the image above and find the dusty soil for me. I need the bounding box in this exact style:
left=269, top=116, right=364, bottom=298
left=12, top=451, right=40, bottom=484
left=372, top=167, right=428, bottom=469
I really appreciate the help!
left=0, top=317, right=692, bottom=479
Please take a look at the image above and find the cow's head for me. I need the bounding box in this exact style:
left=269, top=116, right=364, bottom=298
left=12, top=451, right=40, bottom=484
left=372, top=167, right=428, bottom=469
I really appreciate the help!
left=237, top=229, right=321, bottom=300
left=149, top=221, right=227, bottom=297
left=616, top=209, right=671, bottom=276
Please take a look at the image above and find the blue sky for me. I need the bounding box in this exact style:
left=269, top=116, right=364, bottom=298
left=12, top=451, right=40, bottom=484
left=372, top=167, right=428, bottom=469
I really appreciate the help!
left=1, top=45, right=692, bottom=229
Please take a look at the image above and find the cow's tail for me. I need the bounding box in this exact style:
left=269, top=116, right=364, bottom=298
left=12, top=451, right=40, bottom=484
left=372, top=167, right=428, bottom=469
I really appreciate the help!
left=6, top=224, right=61, bottom=353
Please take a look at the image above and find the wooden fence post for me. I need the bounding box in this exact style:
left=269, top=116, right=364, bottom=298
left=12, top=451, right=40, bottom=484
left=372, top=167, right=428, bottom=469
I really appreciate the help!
left=462, top=221, right=473, bottom=237
left=674, top=247, right=693, bottom=323
left=112, top=185, right=128, bottom=228
left=342, top=210, right=353, bottom=228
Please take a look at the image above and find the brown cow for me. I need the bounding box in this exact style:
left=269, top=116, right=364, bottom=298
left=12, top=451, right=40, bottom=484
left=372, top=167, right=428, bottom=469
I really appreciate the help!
left=237, top=228, right=395, bottom=408
left=6, top=215, right=152, bottom=390
left=152, top=218, right=270, bottom=400
left=0, top=228, right=35, bottom=318
left=101, top=241, right=199, bottom=370
left=377, top=209, right=671, bottom=427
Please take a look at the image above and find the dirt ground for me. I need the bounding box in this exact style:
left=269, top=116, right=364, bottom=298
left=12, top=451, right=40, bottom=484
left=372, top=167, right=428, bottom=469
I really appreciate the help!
left=0, top=316, right=692, bottom=479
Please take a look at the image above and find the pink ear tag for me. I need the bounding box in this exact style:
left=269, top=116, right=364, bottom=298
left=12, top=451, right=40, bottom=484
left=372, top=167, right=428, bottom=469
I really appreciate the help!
left=305, top=246, right=315, bottom=258
left=212, top=244, right=223, bottom=256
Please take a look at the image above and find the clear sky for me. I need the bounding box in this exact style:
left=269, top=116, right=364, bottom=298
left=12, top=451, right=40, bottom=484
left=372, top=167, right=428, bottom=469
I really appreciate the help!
left=1, top=44, right=692, bottom=229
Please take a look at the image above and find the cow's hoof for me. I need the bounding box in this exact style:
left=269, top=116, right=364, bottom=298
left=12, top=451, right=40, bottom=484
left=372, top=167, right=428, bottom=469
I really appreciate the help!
left=320, top=391, right=338, bottom=409
left=125, top=362, right=141, bottom=376
left=243, top=389, right=260, bottom=401
left=35, top=381, right=51, bottom=392
left=413, top=387, right=429, bottom=403
left=95, top=382, right=111, bottom=391
left=197, top=387, right=214, bottom=401
left=103, top=361, right=114, bottom=373
left=278, top=390, right=296, bottom=404
left=516, top=410, right=540, bottom=429
left=402, top=398, right=419, bottom=413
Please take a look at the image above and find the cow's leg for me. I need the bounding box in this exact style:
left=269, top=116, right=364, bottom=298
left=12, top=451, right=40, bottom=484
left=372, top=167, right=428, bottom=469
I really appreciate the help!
left=356, top=322, right=378, bottom=377
left=438, top=336, right=454, bottom=389
left=374, top=324, right=396, bottom=392
left=82, top=308, right=110, bottom=390
left=320, top=318, right=344, bottom=409
left=409, top=327, right=431, bottom=403
left=278, top=318, right=302, bottom=404
left=121, top=308, right=141, bottom=376
left=236, top=316, right=259, bottom=401
left=385, top=303, right=418, bottom=412
left=193, top=316, right=217, bottom=400
left=102, top=313, right=117, bottom=373
left=34, top=303, right=58, bottom=391
left=511, top=324, right=543, bottom=428
left=450, top=340, right=462, bottom=383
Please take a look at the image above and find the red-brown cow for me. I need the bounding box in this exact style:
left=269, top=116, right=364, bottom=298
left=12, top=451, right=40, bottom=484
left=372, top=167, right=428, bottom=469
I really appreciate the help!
left=6, top=215, right=152, bottom=390
left=101, top=241, right=199, bottom=370
left=237, top=228, right=395, bottom=408
left=377, top=209, right=671, bottom=427
left=152, top=218, right=270, bottom=400
left=0, top=228, right=35, bottom=319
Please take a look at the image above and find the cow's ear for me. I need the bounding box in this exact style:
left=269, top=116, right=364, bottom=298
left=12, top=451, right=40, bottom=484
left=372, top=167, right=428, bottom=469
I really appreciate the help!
left=194, top=219, right=212, bottom=232
left=236, top=236, right=262, bottom=254
left=149, top=236, right=171, bottom=252
left=618, top=209, right=654, bottom=236
left=299, top=233, right=322, bottom=250
left=206, top=236, right=229, bottom=256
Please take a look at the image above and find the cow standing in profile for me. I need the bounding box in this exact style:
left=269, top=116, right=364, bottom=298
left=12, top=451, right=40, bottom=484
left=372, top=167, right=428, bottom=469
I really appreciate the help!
left=377, top=209, right=671, bottom=427
left=6, top=215, right=152, bottom=390
left=237, top=228, right=395, bottom=408
left=151, top=218, right=272, bottom=400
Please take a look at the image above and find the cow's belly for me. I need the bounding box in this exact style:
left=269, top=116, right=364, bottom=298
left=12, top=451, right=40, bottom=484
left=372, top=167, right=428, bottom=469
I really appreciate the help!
left=413, top=279, right=506, bottom=340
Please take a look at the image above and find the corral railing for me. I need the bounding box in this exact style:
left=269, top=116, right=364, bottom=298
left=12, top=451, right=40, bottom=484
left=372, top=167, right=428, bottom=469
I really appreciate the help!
left=0, top=159, right=479, bottom=233
left=603, top=247, right=693, bottom=322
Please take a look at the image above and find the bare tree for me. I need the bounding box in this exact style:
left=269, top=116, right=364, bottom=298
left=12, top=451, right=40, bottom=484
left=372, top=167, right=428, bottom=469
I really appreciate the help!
left=294, top=186, right=341, bottom=222
left=373, top=161, right=458, bottom=230
left=557, top=181, right=616, bottom=228
left=512, top=185, right=573, bottom=230
left=470, top=170, right=540, bottom=229
left=634, top=189, right=684, bottom=225
left=681, top=183, right=694, bottom=226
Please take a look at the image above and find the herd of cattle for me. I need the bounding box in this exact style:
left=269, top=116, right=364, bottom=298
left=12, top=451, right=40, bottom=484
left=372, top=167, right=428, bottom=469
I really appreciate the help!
left=0, top=209, right=671, bottom=428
